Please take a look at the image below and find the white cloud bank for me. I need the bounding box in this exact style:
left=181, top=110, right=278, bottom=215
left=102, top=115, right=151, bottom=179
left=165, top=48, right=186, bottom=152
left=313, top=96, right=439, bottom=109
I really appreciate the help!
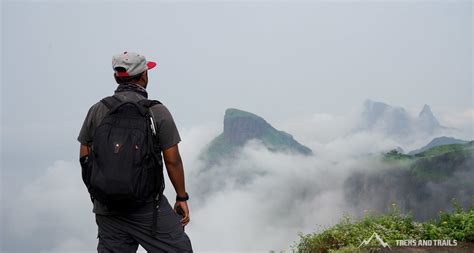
left=2, top=160, right=96, bottom=252
left=2, top=106, right=472, bottom=252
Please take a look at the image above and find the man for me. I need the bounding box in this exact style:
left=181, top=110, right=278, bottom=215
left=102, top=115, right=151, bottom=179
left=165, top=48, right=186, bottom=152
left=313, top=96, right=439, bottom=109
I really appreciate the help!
left=77, top=51, right=193, bottom=252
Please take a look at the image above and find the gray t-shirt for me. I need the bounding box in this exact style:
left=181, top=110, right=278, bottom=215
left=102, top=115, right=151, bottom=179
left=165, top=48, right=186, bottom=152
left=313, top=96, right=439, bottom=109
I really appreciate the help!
left=77, top=90, right=181, bottom=215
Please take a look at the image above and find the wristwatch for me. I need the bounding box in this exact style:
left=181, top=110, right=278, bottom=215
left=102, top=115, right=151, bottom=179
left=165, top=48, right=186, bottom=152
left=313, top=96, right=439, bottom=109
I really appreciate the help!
left=176, top=192, right=189, bottom=202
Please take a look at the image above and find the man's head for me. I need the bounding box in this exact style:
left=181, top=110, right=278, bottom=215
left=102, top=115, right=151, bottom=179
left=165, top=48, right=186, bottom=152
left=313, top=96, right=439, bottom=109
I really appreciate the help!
left=112, top=52, right=156, bottom=88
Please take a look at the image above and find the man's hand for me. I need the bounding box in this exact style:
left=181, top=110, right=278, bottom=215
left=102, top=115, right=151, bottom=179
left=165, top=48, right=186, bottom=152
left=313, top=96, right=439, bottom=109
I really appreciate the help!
left=174, top=201, right=190, bottom=226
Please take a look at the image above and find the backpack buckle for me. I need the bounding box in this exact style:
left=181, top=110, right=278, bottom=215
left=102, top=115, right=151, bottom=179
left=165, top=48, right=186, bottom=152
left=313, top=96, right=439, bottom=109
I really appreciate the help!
left=113, top=143, right=121, bottom=153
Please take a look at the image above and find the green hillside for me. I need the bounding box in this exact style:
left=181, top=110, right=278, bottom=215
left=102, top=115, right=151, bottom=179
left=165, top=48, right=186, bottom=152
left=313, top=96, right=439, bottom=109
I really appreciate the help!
left=294, top=204, right=474, bottom=253
left=344, top=140, right=473, bottom=223
left=204, top=133, right=238, bottom=163
left=383, top=141, right=474, bottom=181
left=408, top=136, right=469, bottom=155
left=385, top=141, right=473, bottom=160
left=415, top=141, right=474, bottom=158
left=294, top=141, right=474, bottom=252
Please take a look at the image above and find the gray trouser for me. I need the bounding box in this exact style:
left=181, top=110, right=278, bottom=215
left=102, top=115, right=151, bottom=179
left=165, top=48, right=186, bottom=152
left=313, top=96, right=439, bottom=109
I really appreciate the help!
left=95, top=196, right=193, bottom=253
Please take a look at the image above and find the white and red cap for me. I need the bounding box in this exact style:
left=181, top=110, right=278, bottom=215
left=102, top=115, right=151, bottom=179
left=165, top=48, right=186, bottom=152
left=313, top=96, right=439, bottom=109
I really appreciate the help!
left=112, top=51, right=157, bottom=77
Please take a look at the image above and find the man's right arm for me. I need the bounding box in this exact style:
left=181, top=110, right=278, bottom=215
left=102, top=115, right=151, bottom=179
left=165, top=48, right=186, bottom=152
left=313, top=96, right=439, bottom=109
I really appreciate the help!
left=78, top=103, right=98, bottom=147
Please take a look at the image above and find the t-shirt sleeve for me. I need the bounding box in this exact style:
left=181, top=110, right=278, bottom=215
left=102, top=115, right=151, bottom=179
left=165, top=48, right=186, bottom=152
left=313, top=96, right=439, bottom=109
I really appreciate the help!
left=151, top=104, right=181, bottom=150
left=77, top=104, right=97, bottom=145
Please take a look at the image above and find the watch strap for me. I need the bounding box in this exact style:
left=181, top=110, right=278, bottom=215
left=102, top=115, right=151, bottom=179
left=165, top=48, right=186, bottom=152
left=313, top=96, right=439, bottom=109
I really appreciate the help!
left=176, top=192, right=189, bottom=202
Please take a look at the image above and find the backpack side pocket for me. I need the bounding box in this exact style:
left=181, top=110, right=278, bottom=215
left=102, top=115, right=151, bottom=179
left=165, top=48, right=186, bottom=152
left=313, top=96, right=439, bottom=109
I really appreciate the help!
left=80, top=154, right=93, bottom=193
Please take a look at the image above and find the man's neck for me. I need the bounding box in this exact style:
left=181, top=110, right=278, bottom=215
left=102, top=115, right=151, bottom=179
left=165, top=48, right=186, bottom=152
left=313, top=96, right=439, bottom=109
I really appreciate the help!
left=131, top=83, right=147, bottom=91
left=115, top=83, right=148, bottom=98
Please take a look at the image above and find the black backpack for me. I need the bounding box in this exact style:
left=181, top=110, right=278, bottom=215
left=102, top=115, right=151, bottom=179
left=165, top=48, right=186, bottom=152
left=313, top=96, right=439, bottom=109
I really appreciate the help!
left=82, top=95, right=164, bottom=233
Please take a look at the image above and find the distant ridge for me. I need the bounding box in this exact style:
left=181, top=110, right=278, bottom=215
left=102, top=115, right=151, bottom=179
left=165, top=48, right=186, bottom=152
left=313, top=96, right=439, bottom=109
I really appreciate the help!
left=408, top=136, right=470, bottom=155
left=351, top=99, right=452, bottom=142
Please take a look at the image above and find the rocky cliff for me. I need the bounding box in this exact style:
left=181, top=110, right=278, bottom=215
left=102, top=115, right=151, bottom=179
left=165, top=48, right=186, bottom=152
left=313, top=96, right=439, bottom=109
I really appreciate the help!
left=351, top=99, right=451, bottom=142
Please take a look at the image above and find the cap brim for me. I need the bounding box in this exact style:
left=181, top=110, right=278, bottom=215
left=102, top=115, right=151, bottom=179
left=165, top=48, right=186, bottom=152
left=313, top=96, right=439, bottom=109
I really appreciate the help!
left=147, top=61, right=157, bottom=70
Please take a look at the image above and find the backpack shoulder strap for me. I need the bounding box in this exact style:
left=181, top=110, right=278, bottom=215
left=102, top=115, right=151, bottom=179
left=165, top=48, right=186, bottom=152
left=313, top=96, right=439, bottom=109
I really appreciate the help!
left=137, top=99, right=162, bottom=109
left=100, top=95, right=122, bottom=110
left=138, top=99, right=162, bottom=138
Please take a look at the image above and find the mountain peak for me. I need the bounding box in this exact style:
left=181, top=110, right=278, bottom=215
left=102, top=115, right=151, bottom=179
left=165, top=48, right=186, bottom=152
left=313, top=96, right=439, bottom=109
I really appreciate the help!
left=354, top=100, right=447, bottom=141
left=360, top=99, right=410, bottom=134
left=419, top=104, right=433, bottom=118
left=363, top=99, right=390, bottom=112
left=202, top=108, right=312, bottom=164
left=223, top=108, right=270, bottom=145
left=224, top=108, right=259, bottom=119
left=418, top=104, right=440, bottom=128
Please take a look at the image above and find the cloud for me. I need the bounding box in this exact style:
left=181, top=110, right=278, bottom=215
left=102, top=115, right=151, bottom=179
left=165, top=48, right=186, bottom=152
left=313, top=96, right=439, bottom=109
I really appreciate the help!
left=273, top=111, right=357, bottom=145
left=1, top=118, right=367, bottom=252
left=184, top=136, right=397, bottom=251
left=180, top=109, right=474, bottom=251
left=2, top=160, right=97, bottom=252
left=2, top=108, right=473, bottom=252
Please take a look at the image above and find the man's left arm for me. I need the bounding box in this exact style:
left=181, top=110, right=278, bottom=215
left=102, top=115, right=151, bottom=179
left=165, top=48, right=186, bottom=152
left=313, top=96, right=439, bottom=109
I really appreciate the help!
left=80, top=144, right=90, bottom=158
left=163, top=144, right=190, bottom=227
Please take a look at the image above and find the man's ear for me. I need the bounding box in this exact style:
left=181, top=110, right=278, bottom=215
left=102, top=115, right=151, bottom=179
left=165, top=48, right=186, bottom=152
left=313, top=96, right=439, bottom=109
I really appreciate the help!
left=141, top=71, right=148, bottom=86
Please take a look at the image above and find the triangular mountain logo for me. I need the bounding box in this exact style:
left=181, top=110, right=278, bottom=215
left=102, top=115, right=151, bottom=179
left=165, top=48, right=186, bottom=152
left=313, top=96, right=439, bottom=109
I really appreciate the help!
left=358, top=232, right=391, bottom=250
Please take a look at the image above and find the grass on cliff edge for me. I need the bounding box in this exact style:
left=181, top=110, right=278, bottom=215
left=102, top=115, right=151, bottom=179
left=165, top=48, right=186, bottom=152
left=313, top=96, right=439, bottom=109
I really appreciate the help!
left=293, top=202, right=474, bottom=253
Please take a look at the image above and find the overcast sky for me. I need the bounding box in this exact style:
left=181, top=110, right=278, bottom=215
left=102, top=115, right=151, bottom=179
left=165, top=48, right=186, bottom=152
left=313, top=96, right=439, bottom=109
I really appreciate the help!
left=2, top=0, right=472, bottom=175
left=1, top=0, right=473, bottom=252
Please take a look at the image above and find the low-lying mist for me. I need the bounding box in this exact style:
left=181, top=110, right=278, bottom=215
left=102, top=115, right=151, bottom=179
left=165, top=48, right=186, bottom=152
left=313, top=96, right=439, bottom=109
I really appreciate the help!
left=2, top=109, right=472, bottom=252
